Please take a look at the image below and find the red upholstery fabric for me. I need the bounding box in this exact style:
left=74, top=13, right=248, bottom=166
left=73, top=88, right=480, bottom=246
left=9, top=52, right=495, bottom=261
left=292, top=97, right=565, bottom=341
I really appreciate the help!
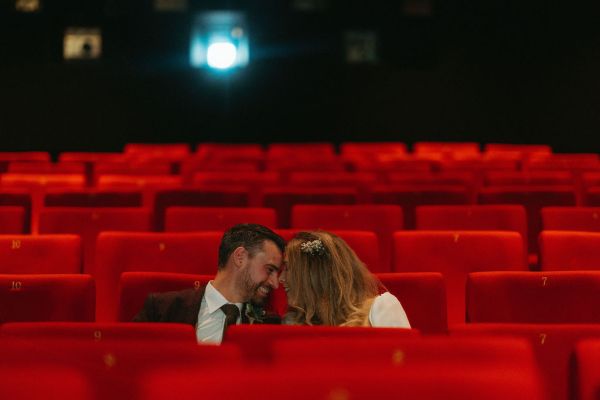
left=416, top=205, right=528, bottom=263
left=484, top=171, right=574, bottom=186
left=7, top=161, right=86, bottom=174
left=0, top=274, right=95, bottom=322
left=466, top=271, right=600, bottom=323
left=123, top=143, right=191, bottom=157
left=273, top=336, right=535, bottom=370
left=190, top=171, right=279, bottom=186
left=291, top=204, right=403, bottom=271
left=96, top=174, right=183, bottom=189
left=165, top=206, right=277, bottom=231
left=0, top=191, right=32, bottom=233
left=376, top=272, right=447, bottom=334
left=452, top=323, right=600, bottom=400
left=0, top=339, right=240, bottom=400
left=583, top=186, right=600, bottom=206
left=44, top=189, right=143, bottom=207
left=139, top=364, right=543, bottom=400
left=94, top=231, right=222, bottom=321
left=0, top=234, right=81, bottom=274
left=574, top=339, right=600, bottom=400
left=0, top=365, right=92, bottom=399
left=267, top=142, right=336, bottom=159
left=393, top=231, right=526, bottom=325
left=154, top=187, right=250, bottom=230
left=478, top=185, right=577, bottom=257
left=0, top=173, right=86, bottom=189
left=39, top=208, right=152, bottom=275
left=0, top=152, right=50, bottom=172
left=262, top=187, right=357, bottom=228
left=542, top=207, right=600, bottom=232
left=0, top=321, right=196, bottom=342
left=224, top=324, right=418, bottom=364
left=118, top=272, right=212, bottom=322
left=0, top=206, right=26, bottom=233
left=484, top=143, right=552, bottom=155
left=371, top=184, right=472, bottom=229
left=540, top=231, right=600, bottom=271
left=413, top=141, right=481, bottom=157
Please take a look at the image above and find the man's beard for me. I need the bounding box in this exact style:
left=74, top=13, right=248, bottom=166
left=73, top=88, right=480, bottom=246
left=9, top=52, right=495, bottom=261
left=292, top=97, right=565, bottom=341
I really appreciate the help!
left=237, top=268, right=268, bottom=305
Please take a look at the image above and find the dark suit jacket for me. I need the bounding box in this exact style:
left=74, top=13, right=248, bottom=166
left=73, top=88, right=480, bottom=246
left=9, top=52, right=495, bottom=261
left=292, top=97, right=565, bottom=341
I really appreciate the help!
left=132, top=284, right=281, bottom=325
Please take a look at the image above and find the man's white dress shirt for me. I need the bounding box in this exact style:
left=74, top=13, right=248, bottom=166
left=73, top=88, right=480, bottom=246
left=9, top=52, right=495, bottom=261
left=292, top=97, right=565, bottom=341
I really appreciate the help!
left=196, top=281, right=243, bottom=344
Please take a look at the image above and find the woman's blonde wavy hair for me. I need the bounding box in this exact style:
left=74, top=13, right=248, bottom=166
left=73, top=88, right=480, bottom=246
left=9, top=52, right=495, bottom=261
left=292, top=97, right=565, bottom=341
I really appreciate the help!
left=283, top=231, right=380, bottom=326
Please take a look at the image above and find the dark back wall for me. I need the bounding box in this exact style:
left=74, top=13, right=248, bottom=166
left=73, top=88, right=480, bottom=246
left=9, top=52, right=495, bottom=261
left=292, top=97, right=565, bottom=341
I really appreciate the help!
left=1, top=1, right=600, bottom=153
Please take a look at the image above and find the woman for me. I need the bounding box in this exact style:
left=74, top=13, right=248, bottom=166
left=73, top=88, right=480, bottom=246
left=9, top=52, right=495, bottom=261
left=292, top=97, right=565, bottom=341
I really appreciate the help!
left=280, top=231, right=410, bottom=327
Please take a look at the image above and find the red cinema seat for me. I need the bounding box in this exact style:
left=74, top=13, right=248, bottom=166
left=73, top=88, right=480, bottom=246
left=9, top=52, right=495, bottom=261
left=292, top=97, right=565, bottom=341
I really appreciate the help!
left=39, top=208, right=153, bottom=275
left=96, top=174, right=183, bottom=190
left=0, top=365, right=92, bottom=399
left=484, top=143, right=552, bottom=155
left=291, top=204, right=403, bottom=272
left=0, top=339, right=240, bottom=400
left=262, top=187, right=358, bottom=228
left=478, top=185, right=577, bottom=262
left=94, top=160, right=173, bottom=176
left=0, top=151, right=50, bottom=172
left=393, top=231, right=526, bottom=325
left=413, top=141, right=481, bottom=157
left=452, top=323, right=600, bottom=400
left=376, top=272, right=447, bottom=334
left=542, top=207, right=600, bottom=232
left=0, top=206, right=26, bottom=233
left=371, top=184, right=472, bottom=229
left=467, top=271, right=600, bottom=323
left=267, top=142, right=336, bottom=159
left=154, top=187, right=250, bottom=230
left=191, top=171, right=279, bottom=187
left=0, top=321, right=196, bottom=342
left=224, top=324, right=418, bottom=364
left=273, top=336, right=536, bottom=372
left=94, top=231, right=222, bottom=321
left=583, top=186, right=600, bottom=206
left=7, top=161, right=86, bottom=174
left=44, top=189, right=143, bottom=208
left=140, top=365, right=542, bottom=400
left=196, top=142, right=264, bottom=160
left=0, top=234, right=81, bottom=274
left=165, top=207, right=277, bottom=232
left=484, top=171, right=574, bottom=186
left=340, top=141, right=408, bottom=156
left=540, top=231, right=600, bottom=271
left=0, top=173, right=86, bottom=189
left=0, top=274, right=95, bottom=322
left=416, top=205, right=528, bottom=263
left=0, top=192, right=32, bottom=233
left=118, top=272, right=212, bottom=322
left=574, top=339, right=600, bottom=400
left=124, top=143, right=192, bottom=158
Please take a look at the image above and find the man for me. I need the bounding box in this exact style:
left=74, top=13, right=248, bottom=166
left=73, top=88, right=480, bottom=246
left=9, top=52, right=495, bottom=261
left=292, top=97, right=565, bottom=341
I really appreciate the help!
left=133, top=223, right=285, bottom=344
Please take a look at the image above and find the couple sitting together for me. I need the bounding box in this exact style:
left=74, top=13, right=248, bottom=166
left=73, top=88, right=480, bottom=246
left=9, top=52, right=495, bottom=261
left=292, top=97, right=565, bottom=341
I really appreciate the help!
left=134, top=224, right=410, bottom=343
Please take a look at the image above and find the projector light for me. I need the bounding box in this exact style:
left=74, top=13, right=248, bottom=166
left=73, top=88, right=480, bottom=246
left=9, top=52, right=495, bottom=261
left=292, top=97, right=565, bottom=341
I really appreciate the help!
left=190, top=11, right=249, bottom=70
left=207, top=42, right=237, bottom=69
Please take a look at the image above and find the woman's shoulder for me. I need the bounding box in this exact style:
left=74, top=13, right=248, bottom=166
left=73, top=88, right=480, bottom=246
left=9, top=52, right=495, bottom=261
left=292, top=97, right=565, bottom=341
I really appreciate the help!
left=368, top=292, right=411, bottom=328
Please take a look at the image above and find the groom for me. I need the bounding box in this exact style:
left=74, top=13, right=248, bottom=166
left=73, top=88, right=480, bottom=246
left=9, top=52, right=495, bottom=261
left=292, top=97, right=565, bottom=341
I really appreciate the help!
left=133, top=223, right=285, bottom=343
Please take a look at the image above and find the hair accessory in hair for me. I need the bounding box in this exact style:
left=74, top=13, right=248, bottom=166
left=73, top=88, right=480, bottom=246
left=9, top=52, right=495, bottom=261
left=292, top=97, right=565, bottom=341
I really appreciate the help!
left=300, top=239, right=326, bottom=256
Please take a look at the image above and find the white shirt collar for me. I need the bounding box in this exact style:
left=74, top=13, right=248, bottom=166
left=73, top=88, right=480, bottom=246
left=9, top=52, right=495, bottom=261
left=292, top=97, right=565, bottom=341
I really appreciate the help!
left=204, top=281, right=243, bottom=315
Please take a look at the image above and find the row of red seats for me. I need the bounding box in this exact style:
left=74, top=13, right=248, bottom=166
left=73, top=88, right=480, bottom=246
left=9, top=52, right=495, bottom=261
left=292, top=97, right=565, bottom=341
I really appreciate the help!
left=1, top=204, right=599, bottom=267
left=2, top=268, right=600, bottom=329
left=0, top=330, right=550, bottom=400
left=3, top=321, right=600, bottom=400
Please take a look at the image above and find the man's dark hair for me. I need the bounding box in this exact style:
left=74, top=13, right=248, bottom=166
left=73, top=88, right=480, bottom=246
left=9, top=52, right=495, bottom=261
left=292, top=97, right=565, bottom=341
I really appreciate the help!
left=218, top=224, right=285, bottom=269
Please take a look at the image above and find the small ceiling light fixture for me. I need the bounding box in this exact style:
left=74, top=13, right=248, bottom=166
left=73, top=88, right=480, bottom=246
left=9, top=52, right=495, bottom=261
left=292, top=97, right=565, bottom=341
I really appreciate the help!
left=63, top=28, right=102, bottom=60
left=15, top=0, right=41, bottom=12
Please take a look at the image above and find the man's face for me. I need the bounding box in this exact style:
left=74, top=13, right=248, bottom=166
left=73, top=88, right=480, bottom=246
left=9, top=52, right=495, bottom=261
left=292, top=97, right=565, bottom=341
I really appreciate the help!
left=237, top=240, right=283, bottom=305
